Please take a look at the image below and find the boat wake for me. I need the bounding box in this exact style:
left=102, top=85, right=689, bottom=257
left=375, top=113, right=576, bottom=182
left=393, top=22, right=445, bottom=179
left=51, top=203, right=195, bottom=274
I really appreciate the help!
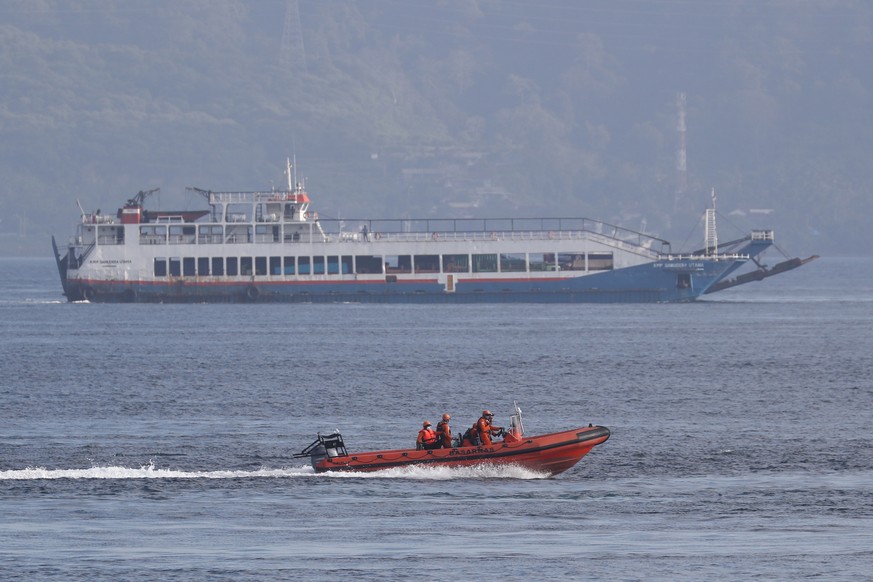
left=0, top=299, right=66, bottom=306
left=0, top=462, right=550, bottom=481
left=324, top=463, right=551, bottom=480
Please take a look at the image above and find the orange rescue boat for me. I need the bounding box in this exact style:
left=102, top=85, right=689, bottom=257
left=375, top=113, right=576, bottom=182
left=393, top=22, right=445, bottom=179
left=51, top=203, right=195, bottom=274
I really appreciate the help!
left=295, top=404, right=609, bottom=476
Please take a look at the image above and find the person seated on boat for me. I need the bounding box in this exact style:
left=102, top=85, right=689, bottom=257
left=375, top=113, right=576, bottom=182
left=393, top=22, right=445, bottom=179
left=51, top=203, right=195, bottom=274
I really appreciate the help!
left=416, top=421, right=439, bottom=450
left=435, top=413, right=452, bottom=448
left=460, top=425, right=479, bottom=447
left=475, top=410, right=505, bottom=446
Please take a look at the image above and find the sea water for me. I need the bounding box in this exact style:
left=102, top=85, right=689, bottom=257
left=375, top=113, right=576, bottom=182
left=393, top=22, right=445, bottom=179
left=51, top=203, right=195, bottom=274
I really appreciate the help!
left=1, top=256, right=871, bottom=580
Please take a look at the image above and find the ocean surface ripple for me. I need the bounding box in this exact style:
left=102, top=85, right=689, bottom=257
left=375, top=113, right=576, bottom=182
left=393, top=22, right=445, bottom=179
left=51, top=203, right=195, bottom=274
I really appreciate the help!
left=1, top=257, right=872, bottom=580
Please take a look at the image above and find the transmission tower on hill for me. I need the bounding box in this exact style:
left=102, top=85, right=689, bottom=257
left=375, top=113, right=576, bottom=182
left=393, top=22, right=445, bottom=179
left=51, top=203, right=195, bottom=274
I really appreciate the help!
left=674, top=91, right=688, bottom=211
left=280, top=0, right=308, bottom=74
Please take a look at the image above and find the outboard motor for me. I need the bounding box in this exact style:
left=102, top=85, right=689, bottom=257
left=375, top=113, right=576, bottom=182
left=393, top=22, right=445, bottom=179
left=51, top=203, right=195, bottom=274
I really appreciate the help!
left=295, top=431, right=348, bottom=469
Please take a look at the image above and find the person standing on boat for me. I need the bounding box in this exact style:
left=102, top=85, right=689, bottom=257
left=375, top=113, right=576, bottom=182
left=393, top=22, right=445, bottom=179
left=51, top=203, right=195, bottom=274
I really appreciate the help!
left=416, top=421, right=438, bottom=450
left=475, top=410, right=504, bottom=446
left=435, top=413, right=452, bottom=448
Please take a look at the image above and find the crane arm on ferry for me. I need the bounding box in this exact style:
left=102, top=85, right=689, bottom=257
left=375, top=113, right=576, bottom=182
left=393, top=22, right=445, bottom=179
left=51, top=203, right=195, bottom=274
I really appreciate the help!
left=125, top=188, right=160, bottom=207
left=185, top=187, right=212, bottom=200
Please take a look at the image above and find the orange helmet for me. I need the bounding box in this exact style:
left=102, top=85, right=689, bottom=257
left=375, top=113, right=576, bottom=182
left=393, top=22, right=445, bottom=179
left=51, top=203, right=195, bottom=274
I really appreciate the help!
left=442, top=413, right=451, bottom=421
left=423, top=420, right=432, bottom=427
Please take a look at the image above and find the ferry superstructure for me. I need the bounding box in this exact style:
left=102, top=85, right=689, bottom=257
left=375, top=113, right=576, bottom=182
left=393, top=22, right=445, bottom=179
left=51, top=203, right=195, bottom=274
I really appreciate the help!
left=51, top=161, right=816, bottom=303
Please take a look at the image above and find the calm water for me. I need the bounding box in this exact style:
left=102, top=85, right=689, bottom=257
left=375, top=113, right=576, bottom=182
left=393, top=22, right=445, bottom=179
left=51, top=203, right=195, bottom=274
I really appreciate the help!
left=1, top=256, right=872, bottom=580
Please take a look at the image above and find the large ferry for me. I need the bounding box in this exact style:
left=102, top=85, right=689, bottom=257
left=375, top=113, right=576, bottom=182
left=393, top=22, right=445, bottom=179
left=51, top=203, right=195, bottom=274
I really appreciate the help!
left=51, top=160, right=817, bottom=303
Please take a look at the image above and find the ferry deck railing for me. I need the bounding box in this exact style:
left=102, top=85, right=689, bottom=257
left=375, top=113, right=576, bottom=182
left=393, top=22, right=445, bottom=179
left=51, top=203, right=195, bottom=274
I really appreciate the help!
left=319, top=217, right=672, bottom=254
left=78, top=211, right=676, bottom=255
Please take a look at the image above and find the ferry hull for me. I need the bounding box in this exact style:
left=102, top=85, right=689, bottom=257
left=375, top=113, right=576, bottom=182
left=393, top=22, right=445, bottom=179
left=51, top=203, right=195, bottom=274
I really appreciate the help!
left=309, top=425, right=610, bottom=476
left=57, top=259, right=739, bottom=304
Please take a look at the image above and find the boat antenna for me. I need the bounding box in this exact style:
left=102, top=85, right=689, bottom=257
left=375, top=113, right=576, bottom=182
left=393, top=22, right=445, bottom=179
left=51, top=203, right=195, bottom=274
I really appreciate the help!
left=76, top=198, right=86, bottom=217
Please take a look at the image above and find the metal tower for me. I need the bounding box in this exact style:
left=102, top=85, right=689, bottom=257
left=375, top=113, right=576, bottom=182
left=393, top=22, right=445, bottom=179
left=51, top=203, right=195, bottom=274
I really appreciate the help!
left=280, top=0, right=307, bottom=74
left=675, top=92, right=688, bottom=200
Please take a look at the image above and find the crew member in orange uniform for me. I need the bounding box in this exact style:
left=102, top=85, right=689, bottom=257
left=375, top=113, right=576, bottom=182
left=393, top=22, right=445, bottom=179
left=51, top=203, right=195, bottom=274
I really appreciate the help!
left=475, top=410, right=504, bottom=446
left=416, top=421, right=438, bottom=450
left=435, top=413, right=452, bottom=448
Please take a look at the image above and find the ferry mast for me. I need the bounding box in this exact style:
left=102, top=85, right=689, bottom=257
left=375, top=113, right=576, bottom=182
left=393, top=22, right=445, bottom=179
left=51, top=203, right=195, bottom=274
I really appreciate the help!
left=705, top=188, right=718, bottom=256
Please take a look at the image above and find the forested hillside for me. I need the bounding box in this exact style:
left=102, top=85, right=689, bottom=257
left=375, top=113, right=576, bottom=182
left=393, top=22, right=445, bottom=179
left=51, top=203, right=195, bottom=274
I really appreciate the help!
left=2, top=0, right=871, bottom=256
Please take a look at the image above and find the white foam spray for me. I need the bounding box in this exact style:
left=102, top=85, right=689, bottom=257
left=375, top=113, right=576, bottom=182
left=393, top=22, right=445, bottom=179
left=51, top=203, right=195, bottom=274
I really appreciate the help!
left=1, top=462, right=549, bottom=481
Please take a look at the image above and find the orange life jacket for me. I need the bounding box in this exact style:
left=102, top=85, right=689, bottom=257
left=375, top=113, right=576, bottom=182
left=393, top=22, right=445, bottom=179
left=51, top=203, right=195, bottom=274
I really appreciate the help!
left=477, top=417, right=503, bottom=446
left=436, top=421, right=451, bottom=447
left=476, top=417, right=494, bottom=445
left=417, top=428, right=437, bottom=446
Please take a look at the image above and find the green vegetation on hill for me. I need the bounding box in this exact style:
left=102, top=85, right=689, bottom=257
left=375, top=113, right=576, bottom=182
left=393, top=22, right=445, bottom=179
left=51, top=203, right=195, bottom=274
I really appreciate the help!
left=2, top=0, right=871, bottom=255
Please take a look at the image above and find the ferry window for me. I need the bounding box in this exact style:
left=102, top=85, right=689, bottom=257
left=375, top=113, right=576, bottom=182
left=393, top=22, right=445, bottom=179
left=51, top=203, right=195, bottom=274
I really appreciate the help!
left=677, top=273, right=691, bottom=289
left=284, top=226, right=300, bottom=242
left=211, top=257, right=224, bottom=276
left=341, top=255, right=353, bottom=275
left=240, top=257, right=253, bottom=276
left=327, top=256, right=339, bottom=275
left=356, top=255, right=384, bottom=274
left=226, top=224, right=252, bottom=243
left=386, top=255, right=412, bottom=274
left=198, top=225, right=222, bottom=244
left=298, top=256, right=311, bottom=275
left=169, top=225, right=195, bottom=245
left=283, top=256, right=295, bottom=275
left=529, top=253, right=556, bottom=272
left=141, top=225, right=166, bottom=245
left=154, top=258, right=167, bottom=277
left=98, top=225, right=124, bottom=245
left=313, top=256, right=325, bottom=274
left=270, top=256, right=281, bottom=276
left=500, top=253, right=526, bottom=273
left=226, top=257, right=239, bottom=276
left=588, top=252, right=614, bottom=271
left=558, top=252, right=586, bottom=271
left=442, top=254, right=468, bottom=273
left=255, top=256, right=267, bottom=276
left=284, top=204, right=297, bottom=221
left=413, top=254, right=439, bottom=273
left=169, top=258, right=181, bottom=277
left=255, top=225, right=280, bottom=243
left=472, top=254, right=498, bottom=273
left=183, top=257, right=196, bottom=276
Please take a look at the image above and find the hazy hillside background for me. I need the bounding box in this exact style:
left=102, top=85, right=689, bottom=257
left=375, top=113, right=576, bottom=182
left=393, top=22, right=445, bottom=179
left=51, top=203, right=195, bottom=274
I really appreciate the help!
left=2, top=0, right=871, bottom=257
